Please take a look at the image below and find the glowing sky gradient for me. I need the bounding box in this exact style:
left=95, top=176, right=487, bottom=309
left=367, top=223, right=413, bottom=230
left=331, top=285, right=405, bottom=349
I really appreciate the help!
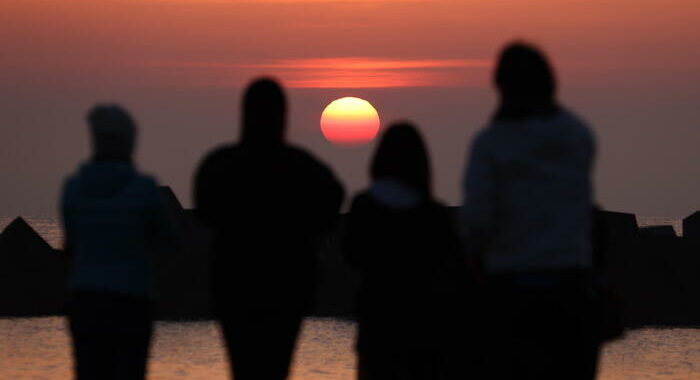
left=1, top=0, right=699, bottom=216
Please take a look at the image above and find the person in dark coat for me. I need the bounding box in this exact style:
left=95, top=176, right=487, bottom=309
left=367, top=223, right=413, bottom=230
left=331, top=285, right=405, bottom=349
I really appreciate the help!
left=461, top=42, right=598, bottom=380
left=61, top=105, right=175, bottom=380
left=193, top=78, right=344, bottom=380
left=343, top=122, right=471, bottom=380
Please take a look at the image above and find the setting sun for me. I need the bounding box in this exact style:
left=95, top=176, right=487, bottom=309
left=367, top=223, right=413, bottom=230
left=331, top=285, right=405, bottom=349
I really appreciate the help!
left=320, top=97, right=380, bottom=147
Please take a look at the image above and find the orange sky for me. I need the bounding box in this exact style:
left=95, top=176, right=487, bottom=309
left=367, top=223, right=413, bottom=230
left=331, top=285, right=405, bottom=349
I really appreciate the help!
left=3, top=0, right=698, bottom=89
left=1, top=0, right=700, bottom=215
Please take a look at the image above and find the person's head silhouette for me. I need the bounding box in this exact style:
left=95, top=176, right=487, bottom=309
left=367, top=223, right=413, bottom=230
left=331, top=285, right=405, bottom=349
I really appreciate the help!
left=88, top=105, right=136, bottom=161
left=241, top=78, right=286, bottom=147
left=370, top=122, right=432, bottom=199
left=494, top=41, right=559, bottom=120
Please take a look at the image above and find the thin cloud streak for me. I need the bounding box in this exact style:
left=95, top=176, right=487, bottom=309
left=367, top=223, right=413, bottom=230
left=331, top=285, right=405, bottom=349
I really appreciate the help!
left=179, top=58, right=489, bottom=70
left=154, top=57, right=490, bottom=88
left=149, top=0, right=431, bottom=3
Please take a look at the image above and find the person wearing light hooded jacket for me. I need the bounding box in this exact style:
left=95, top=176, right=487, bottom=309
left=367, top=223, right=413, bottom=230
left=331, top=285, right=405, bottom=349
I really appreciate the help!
left=61, top=105, right=174, bottom=380
left=461, top=42, right=599, bottom=380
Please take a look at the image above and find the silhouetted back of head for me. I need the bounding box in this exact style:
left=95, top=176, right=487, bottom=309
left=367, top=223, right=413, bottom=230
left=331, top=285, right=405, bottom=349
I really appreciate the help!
left=88, top=105, right=136, bottom=161
left=371, top=122, right=432, bottom=198
left=241, top=78, right=286, bottom=146
left=495, top=42, right=558, bottom=120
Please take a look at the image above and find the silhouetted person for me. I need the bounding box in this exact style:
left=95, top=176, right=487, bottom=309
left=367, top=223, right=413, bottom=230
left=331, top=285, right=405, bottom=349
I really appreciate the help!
left=193, top=78, right=344, bottom=380
left=461, top=42, right=598, bottom=380
left=343, top=123, right=471, bottom=380
left=61, top=105, right=174, bottom=380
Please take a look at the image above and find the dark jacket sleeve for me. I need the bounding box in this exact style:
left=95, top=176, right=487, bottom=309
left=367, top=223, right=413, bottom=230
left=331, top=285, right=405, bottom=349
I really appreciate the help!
left=193, top=150, right=221, bottom=229
left=59, top=178, right=75, bottom=258
left=341, top=195, right=376, bottom=270
left=461, top=132, right=497, bottom=263
left=304, top=152, right=345, bottom=235
left=146, top=178, right=177, bottom=253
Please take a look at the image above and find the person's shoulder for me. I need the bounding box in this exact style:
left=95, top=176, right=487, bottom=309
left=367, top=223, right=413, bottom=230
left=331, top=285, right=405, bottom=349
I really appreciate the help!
left=285, top=145, right=336, bottom=173
left=426, top=198, right=448, bottom=210
left=200, top=144, right=241, bottom=165
left=62, top=171, right=80, bottom=187
left=469, top=125, right=500, bottom=155
left=556, top=108, right=593, bottom=133
left=416, top=198, right=449, bottom=217
left=194, top=144, right=244, bottom=177
left=127, top=172, right=162, bottom=199
left=133, top=172, right=159, bottom=188
left=61, top=162, right=91, bottom=193
left=60, top=172, right=81, bottom=199
left=474, top=123, right=496, bottom=140
left=280, top=146, right=344, bottom=197
left=349, top=191, right=383, bottom=213
left=350, top=191, right=372, bottom=206
left=556, top=108, right=596, bottom=147
left=285, top=145, right=324, bottom=163
left=351, top=191, right=443, bottom=215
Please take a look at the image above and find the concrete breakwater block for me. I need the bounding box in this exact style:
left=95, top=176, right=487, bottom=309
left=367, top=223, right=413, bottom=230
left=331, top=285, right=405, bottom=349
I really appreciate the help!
left=639, top=225, right=677, bottom=237
left=683, top=211, right=700, bottom=239
left=0, top=217, right=68, bottom=316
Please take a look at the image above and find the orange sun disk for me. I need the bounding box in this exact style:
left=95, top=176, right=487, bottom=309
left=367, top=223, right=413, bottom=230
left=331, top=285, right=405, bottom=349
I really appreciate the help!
left=320, top=97, right=380, bottom=147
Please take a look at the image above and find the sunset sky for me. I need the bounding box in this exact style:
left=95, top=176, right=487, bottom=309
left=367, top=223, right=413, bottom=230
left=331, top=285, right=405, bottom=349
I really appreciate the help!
left=1, top=0, right=699, bottom=216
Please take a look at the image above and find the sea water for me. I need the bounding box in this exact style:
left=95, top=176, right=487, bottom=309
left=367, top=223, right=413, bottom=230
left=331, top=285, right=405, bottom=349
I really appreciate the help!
left=1, top=317, right=699, bottom=380
left=0, top=217, right=698, bottom=380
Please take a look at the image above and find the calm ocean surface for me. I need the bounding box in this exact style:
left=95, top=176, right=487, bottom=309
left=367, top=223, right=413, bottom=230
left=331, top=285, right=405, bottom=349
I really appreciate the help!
left=0, top=217, right=697, bottom=380
left=1, top=317, right=699, bottom=380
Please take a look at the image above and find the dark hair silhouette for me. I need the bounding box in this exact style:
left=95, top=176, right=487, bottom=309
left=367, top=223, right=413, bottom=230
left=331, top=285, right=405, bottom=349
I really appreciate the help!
left=494, top=42, right=559, bottom=120
left=370, top=122, right=432, bottom=198
left=241, top=78, right=286, bottom=146
left=88, top=105, right=136, bottom=161
left=344, top=122, right=471, bottom=379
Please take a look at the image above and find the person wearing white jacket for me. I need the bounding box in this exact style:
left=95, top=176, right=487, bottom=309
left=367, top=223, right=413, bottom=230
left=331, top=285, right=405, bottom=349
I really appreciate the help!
left=461, top=42, right=599, bottom=380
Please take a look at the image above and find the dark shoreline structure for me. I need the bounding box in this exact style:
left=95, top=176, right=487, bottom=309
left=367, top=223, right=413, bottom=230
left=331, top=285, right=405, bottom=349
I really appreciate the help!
left=1, top=187, right=698, bottom=328
left=0, top=217, right=68, bottom=316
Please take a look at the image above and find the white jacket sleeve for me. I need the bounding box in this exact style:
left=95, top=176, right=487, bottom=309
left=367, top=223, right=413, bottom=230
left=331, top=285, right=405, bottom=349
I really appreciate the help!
left=462, top=132, right=498, bottom=243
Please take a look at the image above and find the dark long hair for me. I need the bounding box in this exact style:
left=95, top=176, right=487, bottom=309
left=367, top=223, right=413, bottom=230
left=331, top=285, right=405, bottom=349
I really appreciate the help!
left=494, top=41, right=560, bottom=121
left=370, top=122, right=432, bottom=199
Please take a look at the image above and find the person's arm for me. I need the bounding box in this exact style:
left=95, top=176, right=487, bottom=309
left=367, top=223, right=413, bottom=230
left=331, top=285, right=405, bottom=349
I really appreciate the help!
left=340, top=197, right=366, bottom=269
left=305, top=153, right=345, bottom=235
left=317, top=165, right=345, bottom=234
left=59, top=179, right=75, bottom=258
left=193, top=152, right=219, bottom=229
left=147, top=180, right=178, bottom=254
left=461, top=133, right=498, bottom=268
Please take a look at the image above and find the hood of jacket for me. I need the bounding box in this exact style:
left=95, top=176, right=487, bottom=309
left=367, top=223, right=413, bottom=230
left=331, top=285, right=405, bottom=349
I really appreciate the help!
left=74, top=160, right=137, bottom=197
